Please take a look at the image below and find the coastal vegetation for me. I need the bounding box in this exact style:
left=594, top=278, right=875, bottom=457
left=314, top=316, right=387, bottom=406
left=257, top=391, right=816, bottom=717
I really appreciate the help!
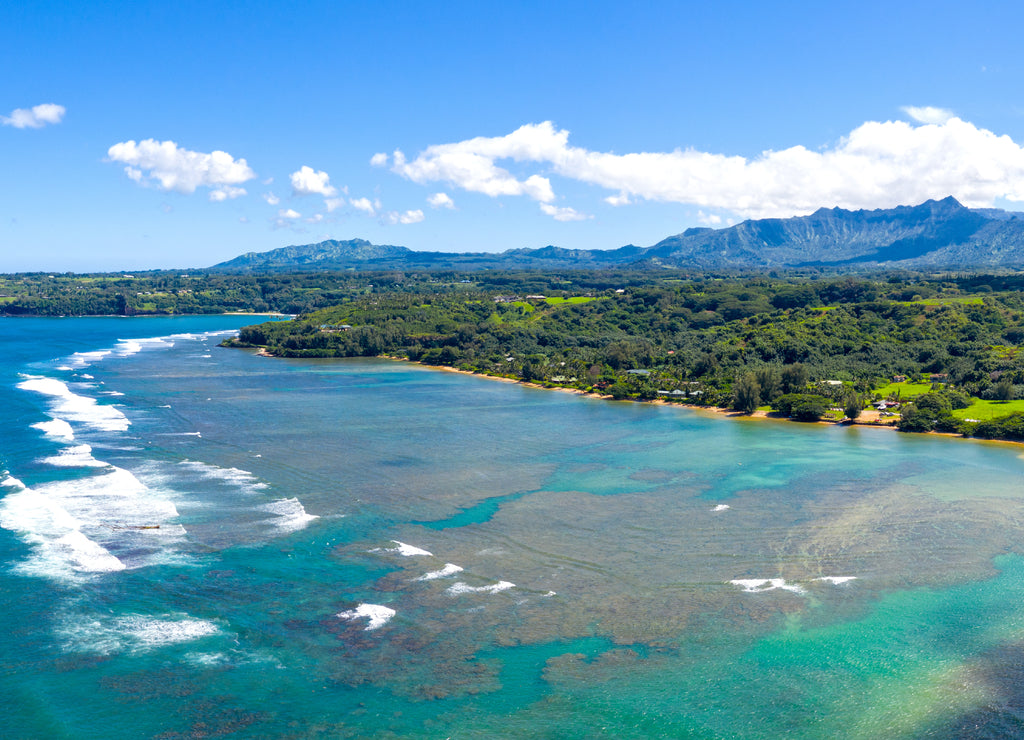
left=217, top=270, right=1024, bottom=443
left=10, top=264, right=1024, bottom=441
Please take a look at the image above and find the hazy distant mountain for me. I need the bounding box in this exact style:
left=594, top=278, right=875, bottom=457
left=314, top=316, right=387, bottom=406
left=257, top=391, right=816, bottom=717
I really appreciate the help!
left=211, top=198, right=1024, bottom=272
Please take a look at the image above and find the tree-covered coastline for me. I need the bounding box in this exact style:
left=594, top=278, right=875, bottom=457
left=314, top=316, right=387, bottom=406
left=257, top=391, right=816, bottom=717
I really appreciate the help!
left=219, top=270, right=1024, bottom=443
left=9, top=264, right=1024, bottom=441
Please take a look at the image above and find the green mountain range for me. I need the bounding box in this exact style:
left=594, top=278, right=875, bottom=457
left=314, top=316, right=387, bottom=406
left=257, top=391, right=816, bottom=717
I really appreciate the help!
left=213, top=197, right=1024, bottom=272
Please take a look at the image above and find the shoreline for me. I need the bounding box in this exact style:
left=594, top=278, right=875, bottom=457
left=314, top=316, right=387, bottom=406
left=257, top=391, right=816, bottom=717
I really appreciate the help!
left=252, top=349, right=1022, bottom=449
left=432, top=362, right=1024, bottom=448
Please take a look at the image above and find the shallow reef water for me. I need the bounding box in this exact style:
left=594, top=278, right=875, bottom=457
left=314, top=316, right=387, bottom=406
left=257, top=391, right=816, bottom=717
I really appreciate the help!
left=3, top=316, right=1024, bottom=738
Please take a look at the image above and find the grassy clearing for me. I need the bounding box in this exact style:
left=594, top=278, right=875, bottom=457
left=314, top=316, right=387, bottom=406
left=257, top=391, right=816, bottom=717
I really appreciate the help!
left=899, top=296, right=985, bottom=306
left=952, top=399, right=1024, bottom=421
left=544, top=296, right=595, bottom=305
left=873, top=381, right=935, bottom=399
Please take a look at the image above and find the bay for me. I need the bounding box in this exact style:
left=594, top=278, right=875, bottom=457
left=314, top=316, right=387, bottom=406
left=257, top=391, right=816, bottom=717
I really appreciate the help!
left=3, top=316, right=1024, bottom=738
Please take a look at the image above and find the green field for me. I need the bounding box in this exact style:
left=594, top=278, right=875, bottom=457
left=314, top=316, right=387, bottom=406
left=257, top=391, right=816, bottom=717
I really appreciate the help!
left=873, top=380, right=935, bottom=399
left=952, top=399, right=1024, bottom=421
left=544, top=296, right=596, bottom=305
left=903, top=296, right=985, bottom=306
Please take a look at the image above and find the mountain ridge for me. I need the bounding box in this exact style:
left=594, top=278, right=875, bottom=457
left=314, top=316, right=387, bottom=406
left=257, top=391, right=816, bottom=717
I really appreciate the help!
left=212, top=197, right=1024, bottom=272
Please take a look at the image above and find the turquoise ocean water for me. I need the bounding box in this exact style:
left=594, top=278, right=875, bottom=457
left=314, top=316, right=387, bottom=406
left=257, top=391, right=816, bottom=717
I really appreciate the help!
left=4, top=316, right=1024, bottom=738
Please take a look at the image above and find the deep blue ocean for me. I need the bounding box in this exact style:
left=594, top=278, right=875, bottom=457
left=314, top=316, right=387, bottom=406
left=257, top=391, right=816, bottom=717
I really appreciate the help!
left=5, top=316, right=1024, bottom=738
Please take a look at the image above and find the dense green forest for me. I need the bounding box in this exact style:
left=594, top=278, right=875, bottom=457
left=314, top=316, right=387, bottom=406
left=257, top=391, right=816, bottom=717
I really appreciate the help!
left=224, top=271, right=1024, bottom=442
left=0, top=268, right=738, bottom=316
left=0, top=270, right=430, bottom=316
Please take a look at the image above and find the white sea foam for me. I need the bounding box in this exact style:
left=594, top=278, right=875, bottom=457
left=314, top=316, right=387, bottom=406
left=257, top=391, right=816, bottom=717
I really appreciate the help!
left=0, top=466, right=186, bottom=580
left=62, top=330, right=230, bottom=370
left=389, top=541, right=433, bottom=557
left=1, top=475, right=26, bottom=489
left=446, top=581, right=516, bottom=595
left=67, top=349, right=112, bottom=368
left=712, top=504, right=731, bottom=512
left=17, top=376, right=130, bottom=432
left=813, top=576, right=858, bottom=585
left=59, top=613, right=221, bottom=655
left=416, top=563, right=464, bottom=581
left=260, top=497, right=319, bottom=532
left=184, top=651, right=230, bottom=666
left=32, top=418, right=75, bottom=441
left=177, top=460, right=268, bottom=492
left=337, top=603, right=395, bottom=630
left=51, top=530, right=126, bottom=572
left=729, top=578, right=806, bottom=594
left=42, top=444, right=109, bottom=468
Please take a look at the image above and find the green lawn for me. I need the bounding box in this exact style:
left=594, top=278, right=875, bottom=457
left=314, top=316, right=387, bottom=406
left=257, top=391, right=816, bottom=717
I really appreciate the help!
left=952, top=399, right=1024, bottom=421
left=903, top=296, right=985, bottom=306
left=873, top=381, right=935, bottom=399
left=544, top=296, right=595, bottom=305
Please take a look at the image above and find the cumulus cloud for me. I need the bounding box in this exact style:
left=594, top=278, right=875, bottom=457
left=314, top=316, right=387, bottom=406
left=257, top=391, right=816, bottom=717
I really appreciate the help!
left=370, top=152, right=389, bottom=167
left=325, top=197, right=345, bottom=212
left=350, top=197, right=378, bottom=216
left=107, top=139, right=256, bottom=196
left=427, top=192, right=455, bottom=209
left=389, top=117, right=1024, bottom=220
left=263, top=192, right=281, bottom=205
left=2, top=103, right=65, bottom=128
left=902, top=106, right=955, bottom=125
left=385, top=209, right=424, bottom=225
left=604, top=192, right=631, bottom=207
left=391, top=124, right=557, bottom=202
left=209, top=186, right=246, bottom=202
left=271, top=208, right=303, bottom=229
left=290, top=165, right=337, bottom=196
left=540, top=204, right=590, bottom=222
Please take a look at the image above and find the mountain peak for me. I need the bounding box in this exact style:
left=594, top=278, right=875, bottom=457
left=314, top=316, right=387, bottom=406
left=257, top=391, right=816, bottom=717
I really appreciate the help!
left=210, top=198, right=1024, bottom=273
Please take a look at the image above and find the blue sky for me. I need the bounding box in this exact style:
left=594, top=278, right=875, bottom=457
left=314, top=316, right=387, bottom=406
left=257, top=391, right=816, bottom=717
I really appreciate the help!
left=5, top=1, right=1024, bottom=271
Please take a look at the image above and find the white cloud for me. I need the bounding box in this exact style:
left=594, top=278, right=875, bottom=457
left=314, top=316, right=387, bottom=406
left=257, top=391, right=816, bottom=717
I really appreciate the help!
left=325, top=197, right=345, bottom=212
left=2, top=103, right=65, bottom=128
left=350, top=197, right=378, bottom=216
left=427, top=192, right=455, bottom=209
left=107, top=139, right=256, bottom=196
left=263, top=192, right=281, bottom=205
left=902, top=106, right=955, bottom=125
left=385, top=209, right=425, bottom=225
left=290, top=165, right=337, bottom=196
left=306, top=213, right=324, bottom=224
left=697, top=210, right=723, bottom=226
left=272, top=208, right=303, bottom=229
left=209, top=186, right=246, bottom=202
left=604, top=192, right=631, bottom=206
left=370, top=152, right=389, bottom=167
left=540, top=204, right=590, bottom=222
left=390, top=118, right=1024, bottom=219
left=391, top=125, right=557, bottom=202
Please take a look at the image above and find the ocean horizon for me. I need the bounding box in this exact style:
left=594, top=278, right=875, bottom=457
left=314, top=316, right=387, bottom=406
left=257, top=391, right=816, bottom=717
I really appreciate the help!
left=4, top=315, right=1024, bottom=738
